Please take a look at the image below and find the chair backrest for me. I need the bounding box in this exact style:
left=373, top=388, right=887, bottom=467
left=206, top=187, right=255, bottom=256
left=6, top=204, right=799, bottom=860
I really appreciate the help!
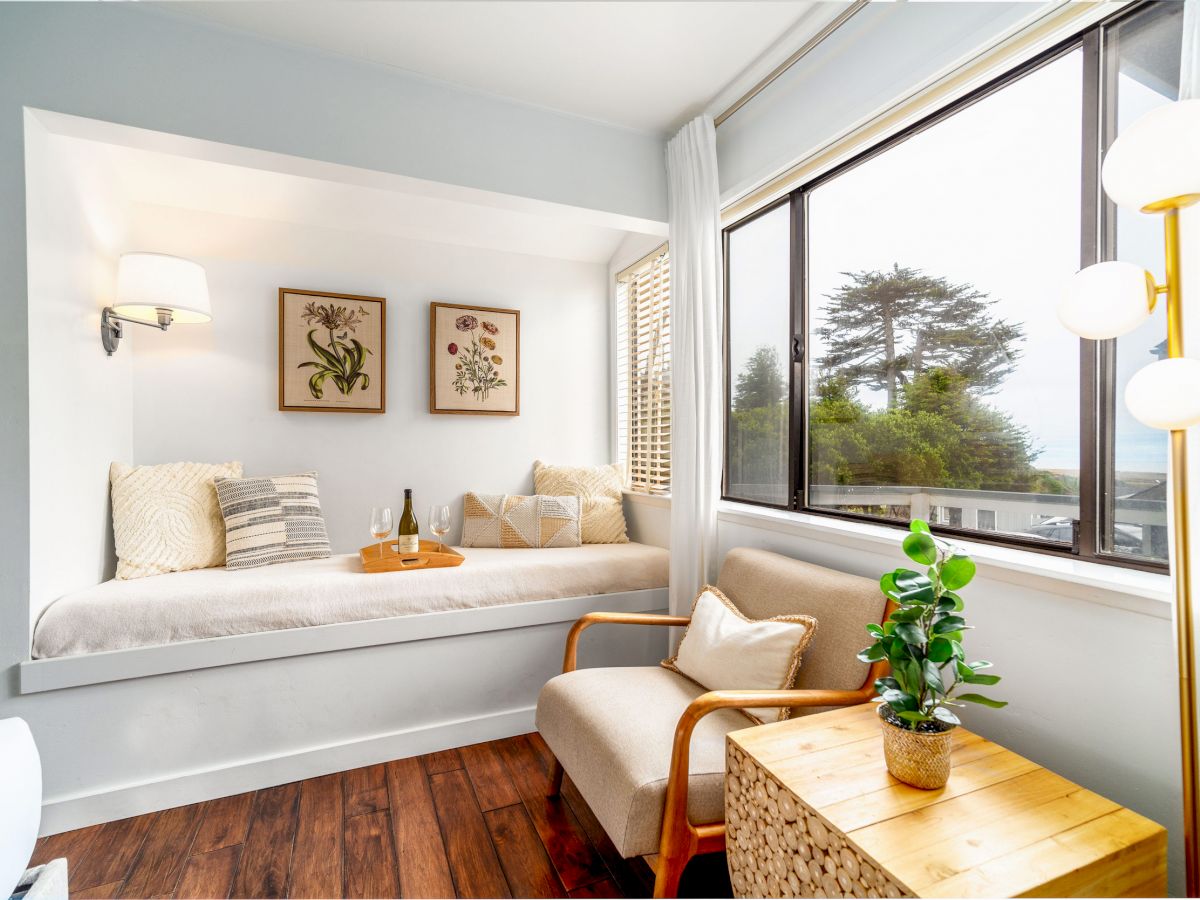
left=716, top=547, right=887, bottom=693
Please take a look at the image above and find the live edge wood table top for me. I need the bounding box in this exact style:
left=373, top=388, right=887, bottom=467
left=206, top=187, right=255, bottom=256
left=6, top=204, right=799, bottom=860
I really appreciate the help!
left=724, top=704, right=1166, bottom=899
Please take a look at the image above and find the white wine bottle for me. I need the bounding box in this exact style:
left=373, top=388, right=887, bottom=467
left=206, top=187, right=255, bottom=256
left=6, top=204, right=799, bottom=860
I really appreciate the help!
left=398, top=488, right=420, bottom=554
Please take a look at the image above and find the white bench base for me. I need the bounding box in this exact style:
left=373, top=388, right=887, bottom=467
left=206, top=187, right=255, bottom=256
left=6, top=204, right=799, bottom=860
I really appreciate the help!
left=22, top=588, right=668, bottom=836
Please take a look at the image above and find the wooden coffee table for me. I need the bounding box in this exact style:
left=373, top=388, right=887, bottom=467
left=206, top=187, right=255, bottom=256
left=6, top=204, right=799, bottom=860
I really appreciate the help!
left=725, top=704, right=1166, bottom=898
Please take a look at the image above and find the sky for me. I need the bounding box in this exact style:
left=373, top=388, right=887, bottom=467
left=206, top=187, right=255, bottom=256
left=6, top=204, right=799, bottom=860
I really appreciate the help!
left=728, top=30, right=1177, bottom=479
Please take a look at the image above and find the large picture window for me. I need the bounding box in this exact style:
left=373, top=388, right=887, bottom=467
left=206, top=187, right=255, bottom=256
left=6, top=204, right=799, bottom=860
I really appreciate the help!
left=723, top=2, right=1180, bottom=570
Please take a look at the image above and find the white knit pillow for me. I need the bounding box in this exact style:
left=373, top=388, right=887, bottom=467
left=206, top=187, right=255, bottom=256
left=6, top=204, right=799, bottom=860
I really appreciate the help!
left=110, top=460, right=243, bottom=580
left=663, top=586, right=818, bottom=724
left=532, top=460, right=628, bottom=543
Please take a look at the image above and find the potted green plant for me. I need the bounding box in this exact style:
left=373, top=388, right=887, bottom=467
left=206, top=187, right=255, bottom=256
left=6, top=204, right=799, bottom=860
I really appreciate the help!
left=858, top=519, right=1006, bottom=789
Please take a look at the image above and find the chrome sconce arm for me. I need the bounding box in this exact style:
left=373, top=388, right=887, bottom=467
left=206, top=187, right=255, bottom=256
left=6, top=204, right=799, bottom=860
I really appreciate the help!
left=101, top=306, right=175, bottom=356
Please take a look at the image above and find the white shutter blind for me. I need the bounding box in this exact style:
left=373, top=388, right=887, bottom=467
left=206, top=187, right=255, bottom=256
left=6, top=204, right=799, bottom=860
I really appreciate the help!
left=618, top=246, right=671, bottom=495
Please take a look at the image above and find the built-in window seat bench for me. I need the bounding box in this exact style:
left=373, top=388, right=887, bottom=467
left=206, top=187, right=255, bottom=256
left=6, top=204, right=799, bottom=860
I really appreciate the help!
left=23, top=542, right=670, bottom=834
left=25, top=543, right=669, bottom=690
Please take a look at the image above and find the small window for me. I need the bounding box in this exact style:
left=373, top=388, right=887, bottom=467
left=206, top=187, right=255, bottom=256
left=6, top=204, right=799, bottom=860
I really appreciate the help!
left=1100, top=1, right=1181, bottom=564
left=616, top=247, right=671, bottom=495
left=726, top=204, right=792, bottom=505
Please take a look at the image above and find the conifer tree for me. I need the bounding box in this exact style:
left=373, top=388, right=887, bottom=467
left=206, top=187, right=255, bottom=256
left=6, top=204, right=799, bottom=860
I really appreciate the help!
left=816, top=264, right=1023, bottom=407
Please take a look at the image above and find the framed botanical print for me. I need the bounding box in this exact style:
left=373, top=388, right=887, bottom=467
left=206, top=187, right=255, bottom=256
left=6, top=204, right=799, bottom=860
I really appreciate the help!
left=279, top=288, right=386, bottom=413
left=429, top=302, right=520, bottom=416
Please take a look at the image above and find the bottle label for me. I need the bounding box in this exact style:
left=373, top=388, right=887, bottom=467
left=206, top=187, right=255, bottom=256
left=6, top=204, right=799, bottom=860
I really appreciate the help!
left=397, top=534, right=420, bottom=554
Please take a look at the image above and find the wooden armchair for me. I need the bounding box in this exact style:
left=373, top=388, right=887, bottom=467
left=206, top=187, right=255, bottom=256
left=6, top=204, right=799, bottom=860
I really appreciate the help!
left=535, top=547, right=893, bottom=898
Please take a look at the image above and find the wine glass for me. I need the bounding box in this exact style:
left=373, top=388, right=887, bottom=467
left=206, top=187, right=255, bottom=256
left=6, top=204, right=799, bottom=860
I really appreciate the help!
left=429, top=505, right=451, bottom=553
left=370, top=507, right=393, bottom=559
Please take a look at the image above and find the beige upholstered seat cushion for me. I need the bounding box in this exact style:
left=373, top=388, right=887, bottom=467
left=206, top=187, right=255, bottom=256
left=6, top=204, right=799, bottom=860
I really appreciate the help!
left=533, top=460, right=628, bottom=544
left=716, top=547, right=887, bottom=706
left=536, top=666, right=747, bottom=858
left=110, top=460, right=243, bottom=580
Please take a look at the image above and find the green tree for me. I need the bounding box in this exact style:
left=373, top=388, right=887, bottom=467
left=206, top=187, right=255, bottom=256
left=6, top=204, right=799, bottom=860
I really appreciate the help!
left=734, top=346, right=787, bottom=410
left=816, top=265, right=1024, bottom=408
left=808, top=367, right=1070, bottom=496
left=729, top=345, right=789, bottom=501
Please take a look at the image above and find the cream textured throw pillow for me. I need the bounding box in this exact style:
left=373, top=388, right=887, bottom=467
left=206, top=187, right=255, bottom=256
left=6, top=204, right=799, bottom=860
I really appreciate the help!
left=110, top=460, right=243, bottom=580
left=663, top=586, right=818, bottom=724
left=532, top=460, right=628, bottom=544
left=461, top=493, right=582, bottom=548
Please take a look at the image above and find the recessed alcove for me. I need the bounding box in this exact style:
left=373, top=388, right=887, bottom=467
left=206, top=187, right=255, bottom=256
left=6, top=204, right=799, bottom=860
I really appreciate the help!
left=23, top=106, right=666, bottom=645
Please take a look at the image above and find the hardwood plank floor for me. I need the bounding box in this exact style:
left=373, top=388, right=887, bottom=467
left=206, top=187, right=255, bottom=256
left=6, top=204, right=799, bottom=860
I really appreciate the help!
left=290, top=774, right=344, bottom=899
left=33, top=733, right=731, bottom=899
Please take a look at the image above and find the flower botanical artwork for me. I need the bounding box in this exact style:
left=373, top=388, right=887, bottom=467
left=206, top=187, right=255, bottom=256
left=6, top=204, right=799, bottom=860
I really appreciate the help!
left=430, top=303, right=519, bottom=416
left=279, top=289, right=386, bottom=413
left=448, top=314, right=507, bottom=401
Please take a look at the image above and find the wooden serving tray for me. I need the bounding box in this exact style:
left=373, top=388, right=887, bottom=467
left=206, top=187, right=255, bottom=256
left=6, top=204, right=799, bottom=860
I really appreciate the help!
left=359, top=539, right=465, bottom=574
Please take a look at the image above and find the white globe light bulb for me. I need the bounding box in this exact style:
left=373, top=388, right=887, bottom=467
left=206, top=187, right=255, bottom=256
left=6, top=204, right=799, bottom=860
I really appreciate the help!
left=1058, top=261, right=1156, bottom=340
left=1103, top=99, right=1200, bottom=212
left=1125, top=358, right=1200, bottom=430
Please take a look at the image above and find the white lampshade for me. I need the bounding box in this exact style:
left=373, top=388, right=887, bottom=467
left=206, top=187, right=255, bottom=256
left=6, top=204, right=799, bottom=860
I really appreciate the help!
left=1058, top=261, right=1156, bottom=340
left=1125, top=357, right=1200, bottom=430
left=114, top=252, right=211, bottom=325
left=1102, top=99, right=1200, bottom=212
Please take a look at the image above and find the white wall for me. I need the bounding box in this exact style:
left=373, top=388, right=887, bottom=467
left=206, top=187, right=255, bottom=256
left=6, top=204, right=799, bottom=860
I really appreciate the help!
left=24, top=113, right=132, bottom=631
left=126, top=206, right=612, bottom=553
left=716, top=506, right=1184, bottom=893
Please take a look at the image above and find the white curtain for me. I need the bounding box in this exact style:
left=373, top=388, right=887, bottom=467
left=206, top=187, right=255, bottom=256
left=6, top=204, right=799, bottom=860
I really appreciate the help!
left=666, top=115, right=723, bottom=615
left=1184, top=0, right=1200, bottom=99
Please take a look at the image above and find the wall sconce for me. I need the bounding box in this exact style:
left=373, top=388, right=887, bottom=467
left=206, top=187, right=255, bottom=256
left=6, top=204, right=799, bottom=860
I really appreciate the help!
left=102, top=252, right=211, bottom=355
left=1057, top=97, right=1200, bottom=895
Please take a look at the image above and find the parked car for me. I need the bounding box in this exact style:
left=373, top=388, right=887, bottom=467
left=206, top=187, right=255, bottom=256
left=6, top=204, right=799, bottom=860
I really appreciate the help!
left=1026, top=517, right=1143, bottom=551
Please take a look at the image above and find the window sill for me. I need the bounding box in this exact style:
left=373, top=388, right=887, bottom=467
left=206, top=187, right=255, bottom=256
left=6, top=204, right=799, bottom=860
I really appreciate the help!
left=717, top=501, right=1172, bottom=620
left=623, top=490, right=671, bottom=508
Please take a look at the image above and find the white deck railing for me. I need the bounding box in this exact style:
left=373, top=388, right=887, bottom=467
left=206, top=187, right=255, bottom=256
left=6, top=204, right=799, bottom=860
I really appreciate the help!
left=728, top=482, right=1167, bottom=556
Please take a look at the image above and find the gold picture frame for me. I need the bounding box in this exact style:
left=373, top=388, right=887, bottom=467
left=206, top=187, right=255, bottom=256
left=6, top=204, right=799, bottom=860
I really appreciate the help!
left=429, top=302, right=520, bottom=416
left=279, top=288, right=386, bottom=413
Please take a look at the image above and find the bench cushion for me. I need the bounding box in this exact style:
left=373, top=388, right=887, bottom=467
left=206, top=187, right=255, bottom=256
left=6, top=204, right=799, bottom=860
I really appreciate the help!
left=32, top=543, right=669, bottom=658
left=536, top=666, right=749, bottom=858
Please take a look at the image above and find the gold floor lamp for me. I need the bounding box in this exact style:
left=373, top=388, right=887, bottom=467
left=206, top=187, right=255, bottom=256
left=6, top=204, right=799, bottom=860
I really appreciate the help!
left=1058, top=97, right=1200, bottom=895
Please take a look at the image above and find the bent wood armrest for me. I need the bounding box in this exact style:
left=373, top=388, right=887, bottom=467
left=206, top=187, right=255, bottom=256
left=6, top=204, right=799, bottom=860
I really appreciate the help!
left=660, top=649, right=893, bottom=841
left=562, top=611, right=691, bottom=673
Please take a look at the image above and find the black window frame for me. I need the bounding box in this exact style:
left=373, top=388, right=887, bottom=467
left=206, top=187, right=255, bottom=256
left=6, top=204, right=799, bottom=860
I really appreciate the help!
left=721, top=2, right=1171, bottom=574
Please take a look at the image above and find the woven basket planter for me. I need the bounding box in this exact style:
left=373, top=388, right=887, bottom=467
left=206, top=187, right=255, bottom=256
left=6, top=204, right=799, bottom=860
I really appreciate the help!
left=878, top=706, right=954, bottom=789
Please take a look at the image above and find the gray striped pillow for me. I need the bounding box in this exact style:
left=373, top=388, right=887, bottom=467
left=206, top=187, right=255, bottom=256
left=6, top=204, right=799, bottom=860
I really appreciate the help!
left=213, top=472, right=331, bottom=570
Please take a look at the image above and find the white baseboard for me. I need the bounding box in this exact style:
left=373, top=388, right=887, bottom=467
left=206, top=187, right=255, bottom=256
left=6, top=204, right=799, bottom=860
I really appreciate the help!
left=39, top=704, right=535, bottom=836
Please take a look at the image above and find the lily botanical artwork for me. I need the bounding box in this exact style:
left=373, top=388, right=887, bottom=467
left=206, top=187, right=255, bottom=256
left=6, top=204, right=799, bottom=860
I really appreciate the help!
left=430, top=302, right=519, bottom=415
left=300, top=301, right=372, bottom=398
left=279, top=289, right=386, bottom=413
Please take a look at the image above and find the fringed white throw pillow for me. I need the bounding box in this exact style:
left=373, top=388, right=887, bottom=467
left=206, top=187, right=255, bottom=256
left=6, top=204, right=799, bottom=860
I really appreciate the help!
left=663, top=585, right=818, bottom=723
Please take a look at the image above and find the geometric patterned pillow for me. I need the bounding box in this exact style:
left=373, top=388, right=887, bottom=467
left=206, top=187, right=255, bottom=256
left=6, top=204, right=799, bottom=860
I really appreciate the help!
left=460, top=493, right=582, bottom=548
left=532, top=460, right=628, bottom=544
left=212, top=472, right=331, bottom=570
left=110, top=460, right=243, bottom=580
